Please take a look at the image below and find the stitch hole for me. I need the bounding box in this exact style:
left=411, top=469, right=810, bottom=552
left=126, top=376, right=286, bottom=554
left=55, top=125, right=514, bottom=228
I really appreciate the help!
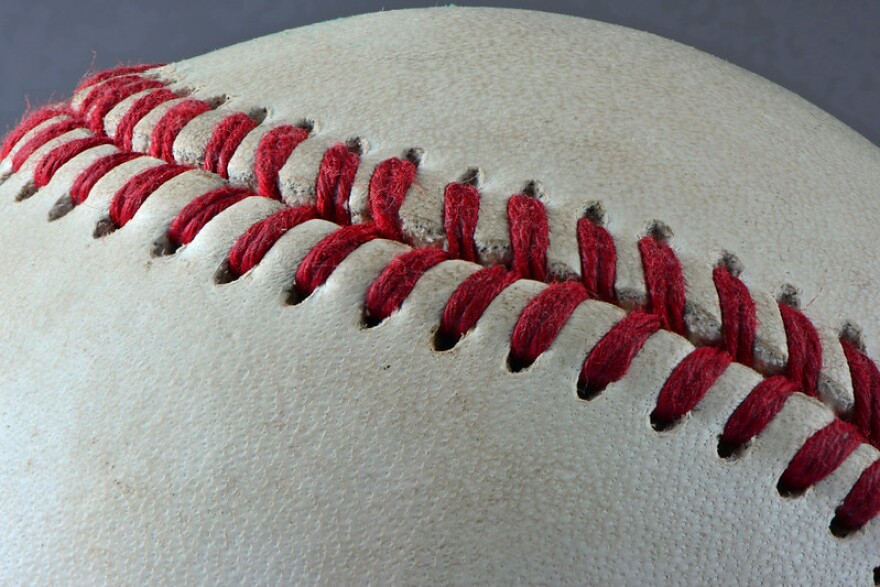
left=295, top=118, right=316, bottom=134
left=576, top=380, right=604, bottom=402
left=506, top=352, right=533, bottom=374
left=432, top=328, right=460, bottom=352
left=204, top=95, right=229, bottom=108
left=873, top=565, right=880, bottom=585
left=48, top=195, right=75, bottom=221
left=716, top=437, right=749, bottom=461
left=283, top=285, right=306, bottom=306
left=404, top=148, right=423, bottom=167
left=213, top=259, right=237, bottom=285
left=829, top=515, right=857, bottom=539
left=521, top=180, right=544, bottom=199
left=458, top=167, right=482, bottom=187
left=361, top=309, right=383, bottom=329
left=649, top=413, right=681, bottom=433
left=776, top=478, right=807, bottom=499
left=15, top=182, right=37, bottom=202
left=93, top=217, right=117, bottom=238
left=345, top=137, right=364, bottom=156
left=0, top=170, right=11, bottom=185
left=582, top=201, right=606, bottom=225
left=247, top=107, right=269, bottom=125
left=151, top=234, right=178, bottom=257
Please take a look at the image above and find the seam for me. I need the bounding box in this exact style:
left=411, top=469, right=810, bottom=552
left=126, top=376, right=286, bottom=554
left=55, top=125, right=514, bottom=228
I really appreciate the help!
left=3, top=65, right=880, bottom=538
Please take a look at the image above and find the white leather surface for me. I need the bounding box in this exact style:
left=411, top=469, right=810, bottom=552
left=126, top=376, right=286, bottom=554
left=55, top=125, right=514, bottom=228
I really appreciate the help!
left=2, top=7, right=880, bottom=585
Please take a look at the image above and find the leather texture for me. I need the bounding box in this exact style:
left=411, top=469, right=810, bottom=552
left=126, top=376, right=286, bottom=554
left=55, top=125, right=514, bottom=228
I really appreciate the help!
left=1, top=7, right=880, bottom=585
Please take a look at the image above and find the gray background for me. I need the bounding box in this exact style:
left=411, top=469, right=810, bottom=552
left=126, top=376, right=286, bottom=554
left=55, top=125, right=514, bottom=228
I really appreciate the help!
left=1, top=1, right=878, bottom=146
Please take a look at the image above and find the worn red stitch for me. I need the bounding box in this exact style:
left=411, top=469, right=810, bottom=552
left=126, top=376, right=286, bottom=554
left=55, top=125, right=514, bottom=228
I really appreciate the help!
left=255, top=125, right=309, bottom=200
left=11, top=118, right=84, bottom=173
left=779, top=303, right=822, bottom=397
left=115, top=88, right=179, bottom=150
left=315, top=142, right=360, bottom=224
left=713, top=265, right=757, bottom=366
left=365, top=248, right=449, bottom=322
left=70, top=151, right=143, bottom=206
left=576, top=217, right=617, bottom=303
left=719, top=375, right=798, bottom=450
left=507, top=193, right=549, bottom=282
left=443, top=182, right=480, bottom=262
left=76, top=64, right=162, bottom=93
left=778, top=419, right=862, bottom=495
left=369, top=157, right=417, bottom=241
left=578, top=311, right=661, bottom=395
left=77, top=75, right=138, bottom=121
left=294, top=224, right=381, bottom=298
left=1, top=105, right=69, bottom=161
left=651, top=346, right=733, bottom=427
left=226, top=206, right=318, bottom=278
left=639, top=234, right=687, bottom=335
left=842, top=339, right=880, bottom=445
left=510, top=281, right=590, bottom=369
left=438, top=266, right=519, bottom=344
left=109, top=163, right=189, bottom=228
left=150, top=99, right=213, bottom=162
left=85, top=77, right=165, bottom=134
left=33, top=136, right=112, bottom=188
left=168, top=186, right=254, bottom=247
left=204, top=113, right=259, bottom=178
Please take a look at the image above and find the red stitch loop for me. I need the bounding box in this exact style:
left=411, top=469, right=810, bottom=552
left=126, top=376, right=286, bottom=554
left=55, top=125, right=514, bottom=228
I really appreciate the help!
left=149, top=99, right=213, bottom=162
left=842, top=339, right=880, bottom=446
left=114, top=88, right=178, bottom=150
left=226, top=206, right=318, bottom=278
left=315, top=142, right=360, bottom=225
left=255, top=125, right=309, bottom=200
left=438, top=266, right=519, bottom=346
left=33, top=136, right=112, bottom=188
left=109, top=163, right=189, bottom=228
left=578, top=310, right=662, bottom=397
left=167, top=187, right=254, bottom=248
left=85, top=77, right=165, bottom=134
left=834, top=459, right=880, bottom=535
left=713, top=265, right=757, bottom=366
left=639, top=234, right=687, bottom=335
left=443, top=182, right=480, bottom=262
left=509, top=281, right=590, bottom=370
left=577, top=216, right=617, bottom=303
left=294, top=224, right=381, bottom=298
left=369, top=157, right=417, bottom=241
left=70, top=152, right=142, bottom=206
left=507, top=193, right=549, bottom=282
left=76, top=64, right=162, bottom=93
left=365, top=248, right=449, bottom=324
left=11, top=118, right=84, bottom=173
left=651, top=346, right=732, bottom=429
left=779, top=303, right=822, bottom=397
left=204, top=113, right=259, bottom=178
left=1, top=104, right=70, bottom=161
left=719, top=375, right=798, bottom=451
left=778, top=419, right=862, bottom=496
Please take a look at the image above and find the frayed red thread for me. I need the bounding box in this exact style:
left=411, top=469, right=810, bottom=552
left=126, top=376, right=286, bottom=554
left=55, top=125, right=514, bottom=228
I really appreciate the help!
left=85, top=77, right=164, bottom=134
left=76, top=64, right=162, bottom=93
left=713, top=265, right=757, bottom=366
left=510, top=281, right=590, bottom=369
left=70, top=152, right=143, bottom=206
left=226, top=206, right=317, bottom=278
left=315, top=142, right=359, bottom=224
left=365, top=248, right=448, bottom=323
left=577, top=217, right=617, bottom=303
left=11, top=118, right=84, bottom=173
left=33, top=136, right=112, bottom=188
left=109, top=163, right=189, bottom=228
left=651, top=347, right=732, bottom=427
left=639, top=234, right=687, bottom=335
left=149, top=99, right=212, bottom=162
left=114, top=88, right=178, bottom=150
left=578, top=311, right=661, bottom=395
left=369, top=157, right=417, bottom=241
left=1, top=104, right=70, bottom=161
left=438, top=266, right=519, bottom=344
left=835, top=460, right=880, bottom=534
left=167, top=187, right=253, bottom=247
left=842, top=339, right=880, bottom=445
left=294, top=224, right=381, bottom=298
left=507, top=193, right=549, bottom=282
left=779, top=303, right=822, bottom=397
left=720, top=376, right=798, bottom=449
left=443, top=182, right=480, bottom=262
left=255, top=125, right=309, bottom=200
left=204, top=113, right=259, bottom=178
left=778, top=419, right=861, bottom=495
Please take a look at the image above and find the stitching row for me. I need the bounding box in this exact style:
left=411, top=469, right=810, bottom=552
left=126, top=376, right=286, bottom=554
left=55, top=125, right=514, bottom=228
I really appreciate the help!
left=3, top=65, right=880, bottom=537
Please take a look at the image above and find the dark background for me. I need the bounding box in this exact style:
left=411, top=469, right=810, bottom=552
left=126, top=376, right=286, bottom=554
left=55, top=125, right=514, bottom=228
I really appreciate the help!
left=1, top=1, right=877, bottom=146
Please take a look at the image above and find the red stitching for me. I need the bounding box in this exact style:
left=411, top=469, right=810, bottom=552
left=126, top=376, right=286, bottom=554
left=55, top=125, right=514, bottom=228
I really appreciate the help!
left=443, top=182, right=480, bottom=262
left=578, top=311, right=661, bottom=396
left=651, top=347, right=733, bottom=428
left=33, top=136, right=112, bottom=188
left=167, top=186, right=253, bottom=247
left=85, top=77, right=165, bottom=134
left=76, top=64, right=162, bottom=93
left=109, top=163, right=189, bottom=228
left=576, top=216, right=617, bottom=303
left=843, top=339, right=880, bottom=446
left=639, top=233, right=687, bottom=335
left=713, top=265, right=757, bottom=366
left=369, top=157, right=417, bottom=241
left=255, top=125, right=309, bottom=199
left=70, top=151, right=143, bottom=206
left=115, top=88, right=178, bottom=150
left=778, top=419, right=861, bottom=496
left=835, top=460, right=880, bottom=535
left=226, top=206, right=318, bottom=278
left=510, top=281, right=590, bottom=369
left=779, top=302, right=822, bottom=398
left=294, top=224, right=381, bottom=298
left=315, top=142, right=359, bottom=225
left=364, top=248, right=448, bottom=323
left=719, top=375, right=798, bottom=450
left=507, top=193, right=549, bottom=282
left=150, top=99, right=212, bottom=161
left=438, top=266, right=519, bottom=345
left=204, top=113, right=259, bottom=178
left=0, top=104, right=70, bottom=161
left=11, top=118, right=84, bottom=173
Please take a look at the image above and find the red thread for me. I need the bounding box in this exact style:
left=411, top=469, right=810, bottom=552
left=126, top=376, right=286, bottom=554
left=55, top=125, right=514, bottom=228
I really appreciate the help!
left=70, top=151, right=142, bottom=206
left=1, top=104, right=70, bottom=161
left=507, top=193, right=549, bottom=282
left=109, top=163, right=189, bottom=228
left=114, top=88, right=178, bottom=150
left=76, top=64, right=162, bottom=93
left=577, top=217, right=617, bottom=303
left=149, top=99, right=212, bottom=162
left=720, top=375, right=798, bottom=449
left=443, top=182, right=480, bottom=262
left=167, top=186, right=253, bottom=247
left=779, top=303, right=822, bottom=397
left=369, top=157, right=417, bottom=241
left=204, top=113, right=259, bottom=178
left=842, top=339, right=880, bottom=445
left=255, top=125, right=309, bottom=200
left=639, top=234, right=687, bottom=335
left=85, top=77, right=164, bottom=133
left=226, top=206, right=318, bottom=278
left=834, top=459, right=880, bottom=533
left=651, top=347, right=732, bottom=427
left=33, top=136, right=112, bottom=188
left=11, top=118, right=84, bottom=173
left=510, top=281, right=590, bottom=368
left=578, top=311, right=662, bottom=394
left=438, top=266, right=519, bottom=344
left=294, top=224, right=381, bottom=298
left=713, top=265, right=757, bottom=366
left=315, top=142, right=359, bottom=225
left=365, top=248, right=448, bottom=322
left=778, top=419, right=862, bottom=495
